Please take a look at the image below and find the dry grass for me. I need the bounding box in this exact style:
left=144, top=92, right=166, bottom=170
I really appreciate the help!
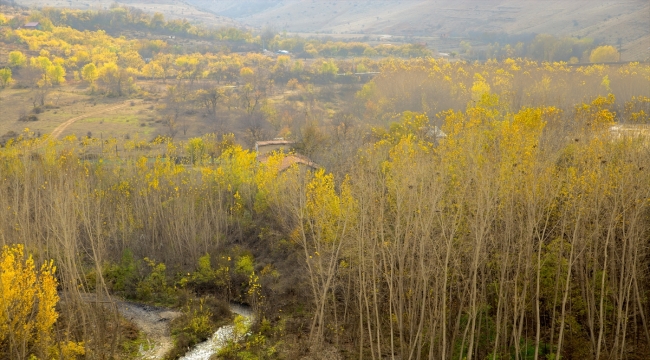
left=0, top=84, right=159, bottom=140
left=0, top=78, right=227, bottom=142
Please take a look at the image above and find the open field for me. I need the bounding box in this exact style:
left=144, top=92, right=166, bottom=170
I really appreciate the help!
left=0, top=84, right=165, bottom=140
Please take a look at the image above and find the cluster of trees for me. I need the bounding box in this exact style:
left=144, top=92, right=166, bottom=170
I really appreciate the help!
left=2, top=59, right=650, bottom=359
left=269, top=37, right=432, bottom=59
left=461, top=33, right=618, bottom=63
left=1, top=13, right=647, bottom=161
left=2, top=7, right=433, bottom=59
left=0, top=131, right=283, bottom=357
left=4, top=6, right=254, bottom=44
left=281, top=93, right=650, bottom=359
left=0, top=24, right=369, bottom=127
left=0, top=19, right=384, bottom=88
left=358, top=58, right=649, bottom=125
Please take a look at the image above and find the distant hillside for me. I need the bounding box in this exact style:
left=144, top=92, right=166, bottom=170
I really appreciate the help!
left=9, top=0, right=650, bottom=60
left=188, top=0, right=649, bottom=59
left=11, top=0, right=242, bottom=28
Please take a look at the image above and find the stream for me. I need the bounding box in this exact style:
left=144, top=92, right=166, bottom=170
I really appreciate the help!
left=179, top=303, right=253, bottom=360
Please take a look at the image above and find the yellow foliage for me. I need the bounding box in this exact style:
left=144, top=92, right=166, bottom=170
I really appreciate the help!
left=589, top=45, right=619, bottom=63
left=0, top=244, right=70, bottom=358
left=49, top=341, right=86, bottom=359
left=305, top=170, right=356, bottom=244
left=471, top=73, right=491, bottom=102
left=240, top=66, right=254, bottom=77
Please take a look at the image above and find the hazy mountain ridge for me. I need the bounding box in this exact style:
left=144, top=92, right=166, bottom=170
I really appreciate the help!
left=188, top=0, right=648, bottom=58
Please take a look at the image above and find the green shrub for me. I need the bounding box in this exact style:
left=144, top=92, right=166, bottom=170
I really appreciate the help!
left=104, top=249, right=138, bottom=298
left=179, top=253, right=232, bottom=296
left=236, top=255, right=254, bottom=275
left=136, top=257, right=175, bottom=305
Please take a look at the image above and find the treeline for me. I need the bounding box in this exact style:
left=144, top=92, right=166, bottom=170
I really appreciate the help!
left=2, top=6, right=433, bottom=59
left=1, top=18, right=648, bottom=153
left=461, top=33, right=614, bottom=63
left=3, top=6, right=255, bottom=43
left=269, top=37, right=432, bottom=59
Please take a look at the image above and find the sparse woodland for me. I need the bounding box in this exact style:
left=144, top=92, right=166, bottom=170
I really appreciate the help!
left=1, top=5, right=650, bottom=360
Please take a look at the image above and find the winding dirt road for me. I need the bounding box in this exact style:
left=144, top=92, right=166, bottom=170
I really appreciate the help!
left=50, top=101, right=133, bottom=139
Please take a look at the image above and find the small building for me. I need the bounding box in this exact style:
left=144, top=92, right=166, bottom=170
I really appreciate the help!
left=23, top=22, right=41, bottom=30
left=255, top=139, right=294, bottom=155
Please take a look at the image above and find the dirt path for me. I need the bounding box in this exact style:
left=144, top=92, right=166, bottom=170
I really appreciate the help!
left=115, top=301, right=181, bottom=359
left=50, top=101, right=133, bottom=139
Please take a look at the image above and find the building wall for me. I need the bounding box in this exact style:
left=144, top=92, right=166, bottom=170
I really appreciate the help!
left=257, top=144, right=291, bottom=155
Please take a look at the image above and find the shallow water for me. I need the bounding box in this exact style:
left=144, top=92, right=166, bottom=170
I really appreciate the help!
left=179, top=303, right=253, bottom=360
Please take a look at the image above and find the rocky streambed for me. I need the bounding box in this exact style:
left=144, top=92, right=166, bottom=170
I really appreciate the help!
left=179, top=303, right=253, bottom=360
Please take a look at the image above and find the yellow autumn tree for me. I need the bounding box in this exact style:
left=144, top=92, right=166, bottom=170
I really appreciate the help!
left=0, top=68, right=11, bottom=89
left=0, top=244, right=59, bottom=359
left=8, top=51, right=27, bottom=68
left=239, top=66, right=255, bottom=82
left=471, top=72, right=491, bottom=103
left=589, top=45, right=620, bottom=63
left=299, top=170, right=356, bottom=344
left=81, top=62, right=98, bottom=86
